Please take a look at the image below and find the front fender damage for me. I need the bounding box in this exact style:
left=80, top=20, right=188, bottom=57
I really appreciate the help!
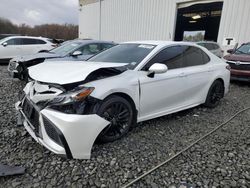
left=41, top=108, right=110, bottom=159
left=18, top=65, right=129, bottom=159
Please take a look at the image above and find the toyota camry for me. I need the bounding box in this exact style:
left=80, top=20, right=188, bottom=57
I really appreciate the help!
left=16, top=41, right=230, bottom=159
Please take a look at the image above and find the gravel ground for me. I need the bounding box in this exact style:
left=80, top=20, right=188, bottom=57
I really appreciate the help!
left=0, top=65, right=249, bottom=188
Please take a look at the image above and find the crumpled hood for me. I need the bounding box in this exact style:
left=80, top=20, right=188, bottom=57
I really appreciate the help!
left=224, top=54, right=250, bottom=62
left=12, top=52, right=60, bottom=62
left=28, top=61, right=127, bottom=85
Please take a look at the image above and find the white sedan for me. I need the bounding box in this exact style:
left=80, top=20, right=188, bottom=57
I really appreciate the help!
left=16, top=41, right=230, bottom=159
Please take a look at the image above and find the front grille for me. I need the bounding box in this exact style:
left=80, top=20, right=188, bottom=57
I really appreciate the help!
left=43, top=116, right=63, bottom=147
left=227, top=61, right=250, bottom=71
left=22, top=98, right=40, bottom=134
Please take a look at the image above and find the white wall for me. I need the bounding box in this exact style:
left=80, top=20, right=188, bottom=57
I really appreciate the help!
left=218, top=0, right=250, bottom=49
left=100, top=0, right=177, bottom=42
left=79, top=0, right=250, bottom=48
left=79, top=1, right=100, bottom=39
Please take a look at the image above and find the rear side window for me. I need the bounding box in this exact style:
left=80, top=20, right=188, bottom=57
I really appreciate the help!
left=79, top=44, right=101, bottom=55
left=144, top=46, right=184, bottom=70
left=183, top=46, right=210, bottom=67
left=36, top=39, right=47, bottom=44
left=202, top=51, right=210, bottom=63
left=101, top=43, right=115, bottom=51
left=21, top=38, right=46, bottom=45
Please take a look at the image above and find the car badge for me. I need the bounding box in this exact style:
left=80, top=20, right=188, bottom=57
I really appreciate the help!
left=235, top=61, right=241, bottom=65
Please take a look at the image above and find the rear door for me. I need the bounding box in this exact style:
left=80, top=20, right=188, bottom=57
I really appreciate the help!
left=20, top=38, right=47, bottom=55
left=180, top=46, right=213, bottom=104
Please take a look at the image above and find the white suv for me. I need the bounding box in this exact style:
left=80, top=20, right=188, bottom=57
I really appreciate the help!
left=0, top=36, right=55, bottom=64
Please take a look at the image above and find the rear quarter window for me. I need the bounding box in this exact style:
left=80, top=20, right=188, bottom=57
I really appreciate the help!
left=183, top=46, right=210, bottom=67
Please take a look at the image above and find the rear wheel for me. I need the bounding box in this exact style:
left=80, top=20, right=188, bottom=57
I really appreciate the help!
left=204, top=80, right=224, bottom=108
left=97, top=96, right=133, bottom=143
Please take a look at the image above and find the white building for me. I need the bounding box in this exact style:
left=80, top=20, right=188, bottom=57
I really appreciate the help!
left=79, top=0, right=250, bottom=50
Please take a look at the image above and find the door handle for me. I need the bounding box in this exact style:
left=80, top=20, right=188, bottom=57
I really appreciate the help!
left=208, top=67, right=214, bottom=72
left=179, top=72, right=186, bottom=77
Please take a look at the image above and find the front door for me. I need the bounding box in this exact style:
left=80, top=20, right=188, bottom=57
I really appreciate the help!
left=138, top=46, right=188, bottom=121
left=0, top=38, right=22, bottom=59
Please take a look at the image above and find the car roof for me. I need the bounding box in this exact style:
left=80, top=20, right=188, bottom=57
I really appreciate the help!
left=197, top=41, right=219, bottom=44
left=123, top=40, right=198, bottom=48
left=67, top=39, right=115, bottom=45
left=242, top=42, right=250, bottom=45
left=3, top=36, right=50, bottom=40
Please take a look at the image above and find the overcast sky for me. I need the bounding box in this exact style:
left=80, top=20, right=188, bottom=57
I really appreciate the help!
left=0, top=0, right=79, bottom=26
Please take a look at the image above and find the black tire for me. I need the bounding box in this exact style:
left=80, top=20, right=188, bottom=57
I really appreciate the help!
left=97, top=96, right=134, bottom=143
left=204, top=80, right=224, bottom=108
left=17, top=64, right=28, bottom=82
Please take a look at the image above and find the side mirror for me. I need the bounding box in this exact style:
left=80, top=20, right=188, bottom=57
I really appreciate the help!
left=148, top=63, right=168, bottom=74
left=72, top=51, right=82, bottom=57
left=2, top=42, right=8, bottom=47
left=227, top=49, right=234, bottom=54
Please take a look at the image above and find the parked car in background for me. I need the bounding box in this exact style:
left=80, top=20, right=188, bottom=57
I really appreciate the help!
left=16, top=41, right=230, bottom=159
left=8, top=39, right=115, bottom=80
left=197, top=41, right=224, bottom=58
left=0, top=36, right=56, bottom=64
left=223, top=42, right=250, bottom=82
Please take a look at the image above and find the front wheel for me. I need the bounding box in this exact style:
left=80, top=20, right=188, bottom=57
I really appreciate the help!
left=97, top=96, right=134, bottom=143
left=204, top=80, right=224, bottom=108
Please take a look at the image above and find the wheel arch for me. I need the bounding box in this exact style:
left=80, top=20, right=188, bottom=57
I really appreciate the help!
left=213, top=77, right=225, bottom=93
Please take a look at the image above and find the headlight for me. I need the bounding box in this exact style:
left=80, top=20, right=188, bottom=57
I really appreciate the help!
left=221, top=57, right=227, bottom=62
left=9, top=61, right=18, bottom=71
left=49, top=87, right=95, bottom=106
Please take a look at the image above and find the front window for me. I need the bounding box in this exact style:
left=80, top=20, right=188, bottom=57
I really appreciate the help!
left=0, top=38, right=5, bottom=43
left=88, top=43, right=156, bottom=69
left=235, top=43, right=250, bottom=55
left=50, top=42, right=82, bottom=55
left=5, top=38, right=22, bottom=45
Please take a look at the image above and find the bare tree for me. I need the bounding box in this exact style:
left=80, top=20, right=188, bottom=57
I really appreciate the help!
left=0, top=17, right=78, bottom=40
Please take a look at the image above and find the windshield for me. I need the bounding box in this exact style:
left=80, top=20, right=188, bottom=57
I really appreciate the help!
left=88, top=43, right=156, bottom=68
left=235, top=43, right=250, bottom=55
left=50, top=42, right=82, bottom=55
left=0, top=38, right=6, bottom=44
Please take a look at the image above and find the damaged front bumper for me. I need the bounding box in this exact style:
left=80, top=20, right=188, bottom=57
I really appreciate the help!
left=7, top=61, right=19, bottom=78
left=16, top=97, right=110, bottom=159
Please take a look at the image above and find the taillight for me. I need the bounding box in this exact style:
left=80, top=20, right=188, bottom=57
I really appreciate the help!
left=226, top=65, right=231, bottom=71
